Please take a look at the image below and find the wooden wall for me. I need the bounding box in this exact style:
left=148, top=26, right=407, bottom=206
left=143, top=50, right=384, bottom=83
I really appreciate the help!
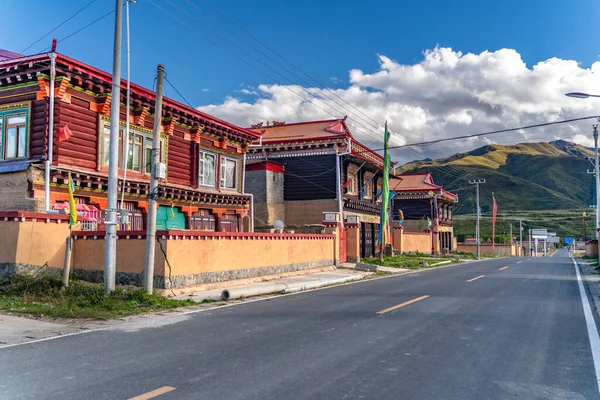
left=55, top=97, right=97, bottom=169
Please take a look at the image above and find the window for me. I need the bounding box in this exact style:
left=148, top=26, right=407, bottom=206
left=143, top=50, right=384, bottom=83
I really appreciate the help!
left=347, top=174, right=357, bottom=194
left=0, top=104, right=29, bottom=161
left=363, top=174, right=373, bottom=199
left=100, top=117, right=164, bottom=175
left=198, top=150, right=216, bottom=187
left=127, top=134, right=143, bottom=173
left=220, top=156, right=237, bottom=189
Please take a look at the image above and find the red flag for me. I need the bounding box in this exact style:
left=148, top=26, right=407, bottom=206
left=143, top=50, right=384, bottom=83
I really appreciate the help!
left=492, top=193, right=497, bottom=247
left=57, top=124, right=72, bottom=143
left=343, top=178, right=352, bottom=188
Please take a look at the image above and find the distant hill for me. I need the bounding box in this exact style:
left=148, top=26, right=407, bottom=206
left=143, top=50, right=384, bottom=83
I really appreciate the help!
left=398, top=141, right=595, bottom=216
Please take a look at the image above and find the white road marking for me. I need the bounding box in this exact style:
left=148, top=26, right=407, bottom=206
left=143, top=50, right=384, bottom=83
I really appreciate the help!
left=0, top=329, right=100, bottom=350
left=572, top=257, right=600, bottom=396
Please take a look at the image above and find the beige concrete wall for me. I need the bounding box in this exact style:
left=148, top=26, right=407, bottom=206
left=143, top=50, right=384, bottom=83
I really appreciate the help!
left=0, top=222, right=20, bottom=265
left=402, top=233, right=433, bottom=254
left=346, top=227, right=360, bottom=262
left=70, top=232, right=335, bottom=287
left=457, top=243, right=518, bottom=256
left=343, top=211, right=380, bottom=224
left=16, top=221, right=71, bottom=268
left=0, top=219, right=70, bottom=269
left=285, top=200, right=338, bottom=225
left=165, top=236, right=334, bottom=276
left=73, top=238, right=165, bottom=276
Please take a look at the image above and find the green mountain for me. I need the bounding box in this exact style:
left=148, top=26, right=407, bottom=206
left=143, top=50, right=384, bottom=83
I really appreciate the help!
left=398, top=140, right=596, bottom=239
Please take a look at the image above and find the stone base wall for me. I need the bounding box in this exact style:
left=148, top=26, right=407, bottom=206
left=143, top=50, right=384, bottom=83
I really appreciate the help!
left=285, top=199, right=338, bottom=225
left=0, top=169, right=45, bottom=212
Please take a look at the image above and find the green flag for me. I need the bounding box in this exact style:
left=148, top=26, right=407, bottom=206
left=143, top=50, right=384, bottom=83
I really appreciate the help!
left=377, top=123, right=391, bottom=249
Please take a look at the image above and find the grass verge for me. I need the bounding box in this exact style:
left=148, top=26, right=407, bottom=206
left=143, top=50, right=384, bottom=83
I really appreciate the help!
left=0, top=275, right=197, bottom=319
left=363, top=253, right=464, bottom=270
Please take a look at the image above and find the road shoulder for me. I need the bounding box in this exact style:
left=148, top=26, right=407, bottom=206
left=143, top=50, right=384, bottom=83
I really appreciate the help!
left=575, top=258, right=600, bottom=320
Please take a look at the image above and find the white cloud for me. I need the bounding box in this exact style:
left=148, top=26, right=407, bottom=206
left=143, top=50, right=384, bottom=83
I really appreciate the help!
left=201, top=88, right=210, bottom=92
left=198, top=47, right=600, bottom=164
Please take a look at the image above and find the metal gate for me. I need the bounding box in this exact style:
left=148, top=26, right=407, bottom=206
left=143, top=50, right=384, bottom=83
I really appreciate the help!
left=339, top=227, right=347, bottom=263
left=361, top=222, right=374, bottom=259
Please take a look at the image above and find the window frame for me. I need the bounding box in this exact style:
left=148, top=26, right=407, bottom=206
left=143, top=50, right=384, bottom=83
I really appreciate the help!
left=363, top=173, right=373, bottom=199
left=99, top=116, right=164, bottom=175
left=0, top=102, right=30, bottom=162
left=220, top=155, right=238, bottom=190
left=198, top=149, right=217, bottom=188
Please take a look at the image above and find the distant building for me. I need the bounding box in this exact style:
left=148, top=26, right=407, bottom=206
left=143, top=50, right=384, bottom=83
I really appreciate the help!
left=390, top=173, right=458, bottom=252
left=245, top=119, right=387, bottom=258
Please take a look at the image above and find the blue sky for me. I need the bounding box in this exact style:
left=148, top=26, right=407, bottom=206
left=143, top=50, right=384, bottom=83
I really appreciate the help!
left=2, top=0, right=599, bottom=105
left=2, top=0, right=600, bottom=159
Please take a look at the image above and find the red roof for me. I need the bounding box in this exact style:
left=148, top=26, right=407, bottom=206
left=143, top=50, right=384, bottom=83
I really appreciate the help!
left=391, top=173, right=457, bottom=200
left=248, top=119, right=385, bottom=165
left=0, top=51, right=259, bottom=140
left=249, top=119, right=349, bottom=143
left=0, top=49, right=23, bottom=61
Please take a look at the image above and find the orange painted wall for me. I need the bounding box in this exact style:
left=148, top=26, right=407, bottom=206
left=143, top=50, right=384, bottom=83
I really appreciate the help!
left=73, top=238, right=165, bottom=275
left=457, top=243, right=518, bottom=256
left=165, top=237, right=334, bottom=276
left=0, top=219, right=70, bottom=269
left=402, top=233, right=433, bottom=253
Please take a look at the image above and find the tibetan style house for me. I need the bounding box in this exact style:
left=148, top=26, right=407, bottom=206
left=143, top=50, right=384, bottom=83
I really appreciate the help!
left=390, top=173, right=458, bottom=252
left=245, top=119, right=388, bottom=258
left=0, top=50, right=259, bottom=232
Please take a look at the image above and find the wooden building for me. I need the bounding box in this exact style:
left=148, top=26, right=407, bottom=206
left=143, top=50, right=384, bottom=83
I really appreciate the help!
left=245, top=119, right=387, bottom=258
left=390, top=173, right=458, bottom=252
left=0, top=51, right=259, bottom=232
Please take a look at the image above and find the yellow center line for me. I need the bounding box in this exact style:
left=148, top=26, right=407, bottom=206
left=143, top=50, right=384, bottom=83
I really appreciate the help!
left=466, top=275, right=485, bottom=282
left=128, top=386, right=176, bottom=400
left=499, top=266, right=509, bottom=271
left=377, top=295, right=430, bottom=315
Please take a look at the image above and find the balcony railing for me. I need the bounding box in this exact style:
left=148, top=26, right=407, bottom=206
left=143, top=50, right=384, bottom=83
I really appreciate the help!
left=343, top=198, right=381, bottom=215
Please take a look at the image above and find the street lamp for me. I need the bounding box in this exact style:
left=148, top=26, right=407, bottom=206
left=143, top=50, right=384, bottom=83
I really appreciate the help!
left=565, top=92, right=600, bottom=260
left=565, top=92, right=600, bottom=99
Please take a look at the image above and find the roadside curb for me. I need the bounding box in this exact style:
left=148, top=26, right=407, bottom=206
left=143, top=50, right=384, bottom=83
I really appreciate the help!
left=574, top=258, right=600, bottom=321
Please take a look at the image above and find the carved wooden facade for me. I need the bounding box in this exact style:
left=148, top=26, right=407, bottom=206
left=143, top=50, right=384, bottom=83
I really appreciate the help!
left=0, top=52, right=259, bottom=232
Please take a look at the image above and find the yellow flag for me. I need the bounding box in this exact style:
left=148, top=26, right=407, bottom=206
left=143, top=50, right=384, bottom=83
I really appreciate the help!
left=68, top=172, right=77, bottom=225
left=170, top=203, right=175, bottom=219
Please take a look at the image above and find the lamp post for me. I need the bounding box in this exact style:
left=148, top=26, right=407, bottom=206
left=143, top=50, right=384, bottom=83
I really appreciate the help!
left=565, top=92, right=600, bottom=260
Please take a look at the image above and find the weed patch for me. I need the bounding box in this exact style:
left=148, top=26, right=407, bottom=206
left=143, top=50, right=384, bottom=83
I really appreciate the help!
left=0, top=275, right=196, bottom=319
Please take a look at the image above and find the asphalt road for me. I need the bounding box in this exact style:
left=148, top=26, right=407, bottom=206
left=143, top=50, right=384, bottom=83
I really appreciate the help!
left=1, top=250, right=599, bottom=400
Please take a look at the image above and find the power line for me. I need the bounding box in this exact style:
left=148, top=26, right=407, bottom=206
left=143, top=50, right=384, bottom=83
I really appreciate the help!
left=165, top=76, right=194, bottom=108
left=39, top=8, right=117, bottom=54
left=363, top=115, right=600, bottom=154
left=21, top=0, right=98, bottom=54
left=156, top=0, right=388, bottom=146
left=146, top=0, right=358, bottom=128
left=181, top=0, right=386, bottom=134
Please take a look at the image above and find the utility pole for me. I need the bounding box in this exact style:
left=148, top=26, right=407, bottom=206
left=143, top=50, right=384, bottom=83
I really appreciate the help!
left=104, top=0, right=123, bottom=295
left=143, top=65, right=165, bottom=294
left=594, top=124, right=600, bottom=265
left=529, top=228, right=532, bottom=257
left=517, top=219, right=524, bottom=257
left=509, top=223, right=513, bottom=256
left=594, top=125, right=599, bottom=241
left=469, top=179, right=485, bottom=259
left=584, top=212, right=588, bottom=243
